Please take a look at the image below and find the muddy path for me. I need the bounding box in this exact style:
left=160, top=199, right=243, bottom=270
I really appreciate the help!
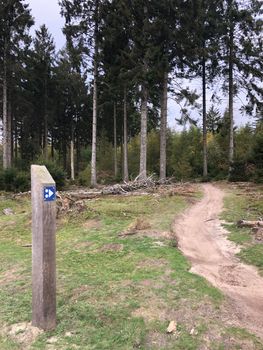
left=173, top=183, right=263, bottom=339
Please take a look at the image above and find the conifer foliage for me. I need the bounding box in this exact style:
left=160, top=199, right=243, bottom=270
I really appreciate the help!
left=0, top=0, right=262, bottom=188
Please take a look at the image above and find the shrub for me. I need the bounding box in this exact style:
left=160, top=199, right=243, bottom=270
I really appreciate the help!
left=35, top=160, right=66, bottom=190
left=252, top=131, right=263, bottom=183
left=78, top=165, right=91, bottom=187
left=228, top=161, right=250, bottom=182
left=0, top=168, right=30, bottom=192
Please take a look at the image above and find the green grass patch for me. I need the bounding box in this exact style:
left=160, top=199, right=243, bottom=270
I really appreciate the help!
left=238, top=245, right=263, bottom=272
left=221, top=185, right=263, bottom=273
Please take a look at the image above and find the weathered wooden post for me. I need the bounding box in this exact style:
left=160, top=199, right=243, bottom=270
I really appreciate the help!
left=31, top=165, right=56, bottom=330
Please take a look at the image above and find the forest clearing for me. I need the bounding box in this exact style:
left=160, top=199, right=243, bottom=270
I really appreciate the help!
left=0, top=181, right=263, bottom=349
left=1, top=1, right=263, bottom=349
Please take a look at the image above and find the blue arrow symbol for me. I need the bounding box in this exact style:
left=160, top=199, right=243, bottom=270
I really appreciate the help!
left=43, top=186, right=56, bottom=201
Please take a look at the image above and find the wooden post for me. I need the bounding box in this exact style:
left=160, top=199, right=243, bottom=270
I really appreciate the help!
left=31, top=165, right=56, bottom=330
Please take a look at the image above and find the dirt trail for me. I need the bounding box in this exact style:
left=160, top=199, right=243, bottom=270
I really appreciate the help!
left=173, top=183, right=263, bottom=339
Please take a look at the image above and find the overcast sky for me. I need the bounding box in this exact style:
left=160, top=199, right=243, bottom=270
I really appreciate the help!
left=27, top=0, right=252, bottom=130
left=28, top=0, right=65, bottom=50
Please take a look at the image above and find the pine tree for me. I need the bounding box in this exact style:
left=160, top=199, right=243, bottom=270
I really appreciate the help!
left=33, top=25, right=55, bottom=159
left=0, top=0, right=33, bottom=168
left=220, top=0, right=262, bottom=175
left=60, top=0, right=104, bottom=187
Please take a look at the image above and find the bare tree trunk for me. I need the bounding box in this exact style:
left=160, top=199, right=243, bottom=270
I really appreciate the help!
left=228, top=21, right=234, bottom=176
left=8, top=100, right=13, bottom=163
left=51, top=135, right=54, bottom=160
left=202, top=55, right=208, bottom=178
left=113, top=101, right=118, bottom=178
left=43, top=76, right=48, bottom=160
left=139, top=84, right=148, bottom=180
left=123, top=87, right=129, bottom=181
left=90, top=0, right=99, bottom=187
left=70, top=129, right=75, bottom=181
left=14, top=112, right=18, bottom=162
left=160, top=71, right=168, bottom=180
left=76, top=130, right=80, bottom=175
left=3, top=50, right=12, bottom=169
left=63, top=140, right=67, bottom=171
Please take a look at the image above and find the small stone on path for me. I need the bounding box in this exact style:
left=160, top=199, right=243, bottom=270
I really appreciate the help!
left=47, top=336, right=58, bottom=344
left=166, top=320, right=177, bottom=334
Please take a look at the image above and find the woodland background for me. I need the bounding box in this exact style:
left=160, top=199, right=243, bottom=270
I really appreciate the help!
left=0, top=0, right=262, bottom=191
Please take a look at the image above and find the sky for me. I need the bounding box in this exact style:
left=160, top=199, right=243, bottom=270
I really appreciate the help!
left=27, top=0, right=252, bottom=130
left=28, top=0, right=65, bottom=50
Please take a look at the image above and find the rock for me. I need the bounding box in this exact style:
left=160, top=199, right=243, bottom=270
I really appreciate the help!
left=65, top=331, right=73, bottom=337
left=166, top=320, right=177, bottom=334
left=190, top=328, right=198, bottom=336
left=47, top=336, right=58, bottom=344
left=3, top=208, right=14, bottom=215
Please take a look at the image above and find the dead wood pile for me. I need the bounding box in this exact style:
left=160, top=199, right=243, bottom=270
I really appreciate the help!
left=237, top=220, right=263, bottom=228
left=237, top=220, right=263, bottom=242
left=101, top=175, right=173, bottom=195
left=56, top=176, right=177, bottom=215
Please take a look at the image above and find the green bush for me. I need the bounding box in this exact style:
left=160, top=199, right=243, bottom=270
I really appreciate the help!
left=78, top=165, right=91, bottom=187
left=14, top=171, right=30, bottom=192
left=0, top=168, right=30, bottom=192
left=35, top=160, right=66, bottom=190
left=252, top=131, right=263, bottom=183
left=228, top=161, right=250, bottom=182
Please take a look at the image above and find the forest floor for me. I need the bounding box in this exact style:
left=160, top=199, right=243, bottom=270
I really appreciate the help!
left=0, top=182, right=263, bottom=349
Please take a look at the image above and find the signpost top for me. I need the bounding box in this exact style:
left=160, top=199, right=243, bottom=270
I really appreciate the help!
left=31, top=165, right=55, bottom=185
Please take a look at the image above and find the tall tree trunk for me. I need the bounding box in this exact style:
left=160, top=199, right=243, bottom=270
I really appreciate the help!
left=123, top=87, right=129, bottom=181
left=51, top=135, right=54, bottom=160
left=43, top=76, right=48, bottom=160
left=62, top=140, right=67, bottom=171
left=160, top=71, right=168, bottom=180
left=228, top=20, right=234, bottom=176
left=2, top=50, right=12, bottom=169
left=76, top=129, right=80, bottom=175
left=113, top=101, right=118, bottom=178
left=90, top=0, right=99, bottom=187
left=8, top=100, right=13, bottom=163
left=70, top=127, right=75, bottom=181
left=202, top=55, right=208, bottom=178
left=14, top=112, right=18, bottom=162
left=139, top=84, right=148, bottom=180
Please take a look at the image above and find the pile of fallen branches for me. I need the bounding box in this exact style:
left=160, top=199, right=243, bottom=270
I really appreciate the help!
left=237, top=219, right=263, bottom=242
left=62, top=175, right=174, bottom=199
left=101, top=175, right=173, bottom=195
left=55, top=176, right=174, bottom=215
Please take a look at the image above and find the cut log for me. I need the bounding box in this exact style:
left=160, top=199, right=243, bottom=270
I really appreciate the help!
left=237, top=220, right=263, bottom=228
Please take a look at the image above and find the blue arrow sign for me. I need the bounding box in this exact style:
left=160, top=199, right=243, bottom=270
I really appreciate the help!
left=43, top=186, right=56, bottom=202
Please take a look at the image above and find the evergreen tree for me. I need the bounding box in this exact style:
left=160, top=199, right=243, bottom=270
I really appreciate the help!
left=60, top=0, right=104, bottom=187
left=0, top=0, right=33, bottom=168
left=32, top=25, right=55, bottom=159
left=220, top=0, right=262, bottom=175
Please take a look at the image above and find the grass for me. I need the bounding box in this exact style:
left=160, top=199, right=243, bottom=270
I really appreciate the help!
left=221, top=183, right=263, bottom=275
left=0, top=187, right=262, bottom=349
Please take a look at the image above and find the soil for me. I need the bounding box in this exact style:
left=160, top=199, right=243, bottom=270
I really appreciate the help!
left=173, top=183, right=263, bottom=339
left=1, top=322, right=43, bottom=350
left=0, top=266, right=20, bottom=286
